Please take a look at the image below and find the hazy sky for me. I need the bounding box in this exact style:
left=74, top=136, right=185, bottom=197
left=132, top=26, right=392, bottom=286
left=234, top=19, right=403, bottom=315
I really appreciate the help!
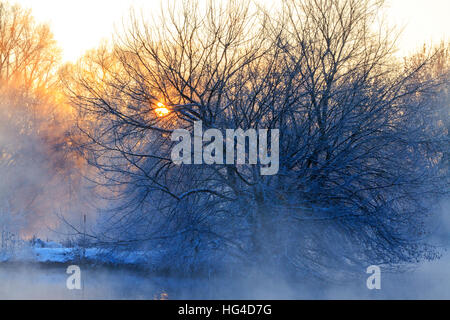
left=14, top=0, right=450, bottom=62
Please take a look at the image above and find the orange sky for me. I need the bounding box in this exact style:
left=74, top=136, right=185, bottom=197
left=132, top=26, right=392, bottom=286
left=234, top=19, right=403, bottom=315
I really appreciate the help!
left=13, top=0, right=450, bottom=62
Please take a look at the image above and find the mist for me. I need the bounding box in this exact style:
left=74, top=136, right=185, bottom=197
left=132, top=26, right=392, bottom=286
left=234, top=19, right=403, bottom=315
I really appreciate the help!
left=0, top=0, right=448, bottom=301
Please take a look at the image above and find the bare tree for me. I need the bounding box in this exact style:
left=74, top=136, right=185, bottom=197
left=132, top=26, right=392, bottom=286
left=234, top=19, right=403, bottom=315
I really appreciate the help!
left=0, top=2, right=60, bottom=93
left=63, top=0, right=449, bottom=277
left=0, top=1, right=82, bottom=240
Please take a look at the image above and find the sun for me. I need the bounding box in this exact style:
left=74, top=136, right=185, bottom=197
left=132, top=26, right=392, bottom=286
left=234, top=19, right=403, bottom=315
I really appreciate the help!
left=155, top=102, right=170, bottom=117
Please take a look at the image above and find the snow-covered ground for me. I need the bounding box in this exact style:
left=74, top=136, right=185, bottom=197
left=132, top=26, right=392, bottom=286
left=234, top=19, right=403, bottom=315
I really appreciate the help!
left=0, top=239, right=162, bottom=267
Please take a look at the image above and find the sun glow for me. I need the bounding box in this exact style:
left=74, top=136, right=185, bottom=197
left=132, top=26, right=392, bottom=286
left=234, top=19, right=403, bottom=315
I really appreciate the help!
left=155, top=102, right=170, bottom=117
